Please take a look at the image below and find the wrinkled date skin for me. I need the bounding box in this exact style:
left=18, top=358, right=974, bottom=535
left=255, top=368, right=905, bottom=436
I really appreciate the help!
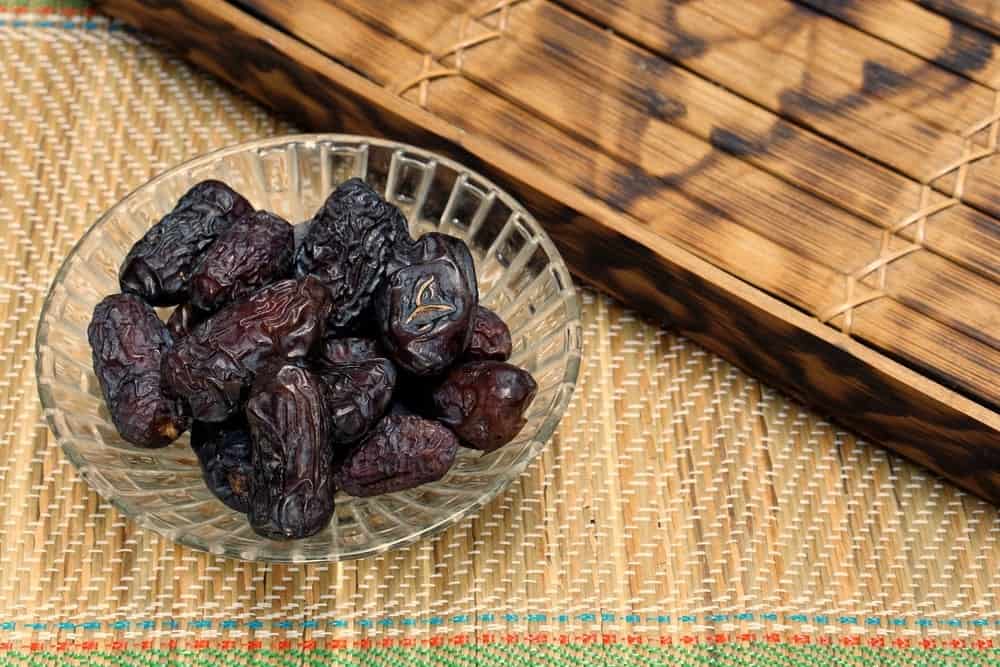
left=162, top=277, right=331, bottom=422
left=391, top=233, right=476, bottom=294
left=120, top=181, right=252, bottom=306
left=88, top=294, right=190, bottom=447
left=189, top=210, right=294, bottom=312
left=295, top=178, right=410, bottom=332
left=246, top=361, right=336, bottom=539
left=431, top=361, right=537, bottom=452
left=178, top=179, right=255, bottom=218
left=317, top=358, right=396, bottom=445
left=316, top=337, right=381, bottom=366
left=465, top=306, right=512, bottom=361
left=190, top=417, right=253, bottom=513
left=165, top=302, right=205, bottom=341
left=375, top=236, right=478, bottom=376
left=334, top=414, right=458, bottom=497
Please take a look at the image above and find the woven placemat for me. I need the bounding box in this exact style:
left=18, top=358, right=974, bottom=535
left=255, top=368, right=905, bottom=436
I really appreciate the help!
left=3, top=8, right=1000, bottom=666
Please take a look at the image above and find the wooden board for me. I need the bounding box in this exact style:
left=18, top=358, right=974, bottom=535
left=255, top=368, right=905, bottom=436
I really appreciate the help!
left=93, top=0, right=1000, bottom=503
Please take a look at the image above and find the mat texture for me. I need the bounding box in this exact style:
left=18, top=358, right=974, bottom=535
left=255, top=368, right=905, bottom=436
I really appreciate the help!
left=2, top=6, right=1000, bottom=666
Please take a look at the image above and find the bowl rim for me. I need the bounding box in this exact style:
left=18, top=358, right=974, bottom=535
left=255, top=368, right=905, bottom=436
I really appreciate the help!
left=34, top=133, right=583, bottom=562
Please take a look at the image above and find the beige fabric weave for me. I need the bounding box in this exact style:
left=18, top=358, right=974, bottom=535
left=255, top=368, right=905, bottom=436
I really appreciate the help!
left=2, top=20, right=999, bottom=638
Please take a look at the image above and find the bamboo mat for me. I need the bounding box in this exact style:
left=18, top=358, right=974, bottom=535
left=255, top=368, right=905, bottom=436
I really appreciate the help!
left=3, top=7, right=1000, bottom=666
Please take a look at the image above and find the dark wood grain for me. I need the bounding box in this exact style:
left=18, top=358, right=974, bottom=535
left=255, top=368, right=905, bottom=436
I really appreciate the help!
left=93, top=0, right=1000, bottom=502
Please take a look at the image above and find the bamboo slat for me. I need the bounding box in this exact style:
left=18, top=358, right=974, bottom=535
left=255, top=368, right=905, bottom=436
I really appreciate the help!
left=558, top=0, right=1000, bottom=222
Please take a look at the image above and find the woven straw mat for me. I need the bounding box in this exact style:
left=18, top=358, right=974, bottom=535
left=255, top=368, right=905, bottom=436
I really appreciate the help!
left=3, top=10, right=1000, bottom=667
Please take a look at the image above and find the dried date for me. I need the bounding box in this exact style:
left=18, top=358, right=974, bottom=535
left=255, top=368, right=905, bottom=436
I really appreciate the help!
left=165, top=302, right=205, bottom=340
left=189, top=210, right=294, bottom=312
left=334, top=414, right=458, bottom=497
left=465, top=306, right=512, bottom=361
left=178, top=179, right=254, bottom=220
left=316, top=358, right=396, bottom=445
left=316, top=337, right=381, bottom=366
left=88, top=294, right=189, bottom=447
left=162, top=277, right=331, bottom=422
left=190, top=416, right=253, bottom=513
left=431, top=361, right=537, bottom=452
left=246, top=360, right=335, bottom=539
left=374, top=238, right=477, bottom=376
left=119, top=181, right=253, bottom=306
left=295, top=178, right=410, bottom=332
left=395, top=233, right=477, bottom=294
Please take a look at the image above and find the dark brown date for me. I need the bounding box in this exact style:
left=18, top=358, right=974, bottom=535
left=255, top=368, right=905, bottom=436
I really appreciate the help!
left=334, top=414, right=458, bottom=497
left=178, top=179, right=254, bottom=220
left=189, top=210, right=294, bottom=312
left=246, top=360, right=336, bottom=539
left=190, top=416, right=253, bottom=513
left=431, top=361, right=537, bottom=452
left=162, top=277, right=331, bottom=422
left=165, top=302, right=205, bottom=340
left=317, top=358, right=396, bottom=445
left=374, top=237, right=478, bottom=376
left=119, top=181, right=252, bottom=306
left=396, top=233, right=477, bottom=294
left=295, top=178, right=410, bottom=332
left=88, top=294, right=189, bottom=447
left=316, top=337, right=381, bottom=366
left=465, top=306, right=512, bottom=361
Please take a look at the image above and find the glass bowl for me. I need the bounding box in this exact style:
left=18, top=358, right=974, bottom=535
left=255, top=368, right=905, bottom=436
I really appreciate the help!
left=35, top=135, right=582, bottom=562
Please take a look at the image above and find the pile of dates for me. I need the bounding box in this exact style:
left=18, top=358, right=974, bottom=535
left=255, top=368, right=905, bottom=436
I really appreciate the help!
left=88, top=178, right=537, bottom=540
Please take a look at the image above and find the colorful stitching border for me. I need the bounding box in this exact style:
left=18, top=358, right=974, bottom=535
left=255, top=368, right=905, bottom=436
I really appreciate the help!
left=1, top=612, right=996, bottom=632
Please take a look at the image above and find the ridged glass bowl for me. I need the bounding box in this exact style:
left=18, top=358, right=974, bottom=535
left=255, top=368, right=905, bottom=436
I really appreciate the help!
left=35, top=135, right=582, bottom=562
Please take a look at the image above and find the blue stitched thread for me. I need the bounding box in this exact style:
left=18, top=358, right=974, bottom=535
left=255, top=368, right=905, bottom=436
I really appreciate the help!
left=402, top=619, right=416, bottom=627
left=866, top=617, right=881, bottom=626
left=680, top=616, right=696, bottom=623
left=451, top=616, right=468, bottom=623
left=760, top=614, right=778, bottom=622
left=58, top=623, right=75, bottom=631
left=655, top=616, right=671, bottom=623
left=972, top=619, right=988, bottom=627
left=428, top=617, right=444, bottom=626
left=220, top=621, right=237, bottom=630
left=302, top=620, right=318, bottom=629
left=356, top=620, right=371, bottom=629
left=246, top=621, right=264, bottom=630
left=736, top=614, right=753, bottom=621
left=190, top=621, right=211, bottom=630
left=916, top=619, right=933, bottom=627
left=503, top=614, right=518, bottom=623
left=838, top=616, right=858, bottom=625
left=787, top=615, right=807, bottom=623
left=706, top=615, right=727, bottom=623
left=528, top=614, right=546, bottom=623
left=601, top=613, right=615, bottom=622
left=82, top=622, right=101, bottom=631
left=891, top=619, right=906, bottom=626
left=274, top=621, right=293, bottom=629
left=814, top=616, right=828, bottom=624
left=577, top=614, right=596, bottom=622
left=558, top=615, right=570, bottom=623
